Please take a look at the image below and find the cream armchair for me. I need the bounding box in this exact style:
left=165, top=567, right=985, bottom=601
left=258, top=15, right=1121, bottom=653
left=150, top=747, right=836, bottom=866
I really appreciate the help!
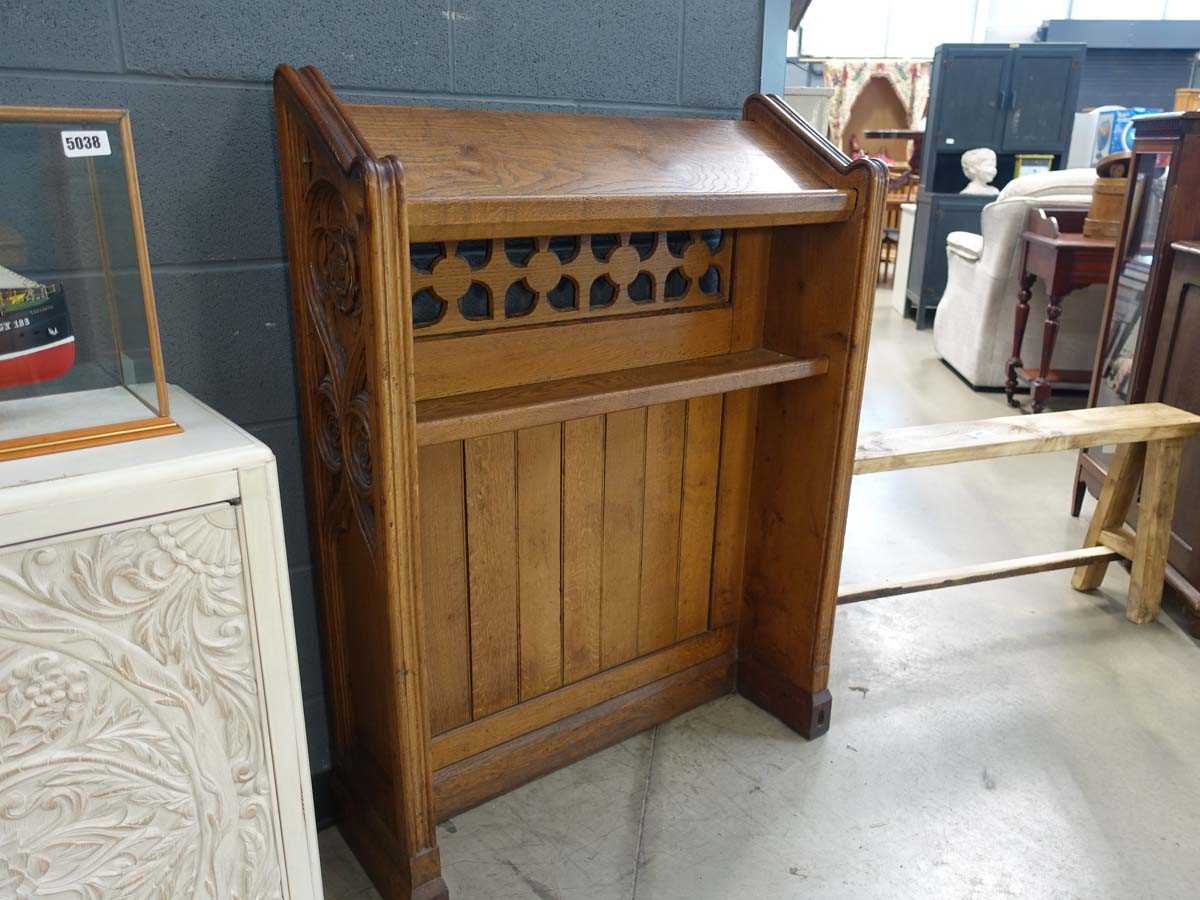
left=933, top=168, right=1105, bottom=389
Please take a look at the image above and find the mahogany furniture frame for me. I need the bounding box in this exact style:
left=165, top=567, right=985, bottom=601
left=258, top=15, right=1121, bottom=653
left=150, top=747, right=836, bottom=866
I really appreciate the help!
left=1004, top=207, right=1115, bottom=412
left=274, top=64, right=884, bottom=899
left=1146, top=242, right=1200, bottom=632
left=1073, top=111, right=1200, bottom=622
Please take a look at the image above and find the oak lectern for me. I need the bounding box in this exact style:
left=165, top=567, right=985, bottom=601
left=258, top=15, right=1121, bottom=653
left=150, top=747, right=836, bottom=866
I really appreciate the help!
left=274, top=64, right=884, bottom=899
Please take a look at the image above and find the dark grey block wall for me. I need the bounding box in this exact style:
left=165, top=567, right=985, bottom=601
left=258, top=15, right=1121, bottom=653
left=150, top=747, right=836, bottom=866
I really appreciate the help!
left=1, top=1, right=768, bottom=782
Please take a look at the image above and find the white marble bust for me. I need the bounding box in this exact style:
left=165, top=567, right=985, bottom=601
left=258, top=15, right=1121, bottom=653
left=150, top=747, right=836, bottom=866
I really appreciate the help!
left=960, top=147, right=999, bottom=196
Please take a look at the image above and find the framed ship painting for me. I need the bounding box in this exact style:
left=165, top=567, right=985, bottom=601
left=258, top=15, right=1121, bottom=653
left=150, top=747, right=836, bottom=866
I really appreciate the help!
left=0, top=106, right=178, bottom=461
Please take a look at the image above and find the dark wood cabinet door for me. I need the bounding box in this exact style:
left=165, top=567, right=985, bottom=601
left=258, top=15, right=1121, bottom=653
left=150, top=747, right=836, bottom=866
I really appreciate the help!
left=1147, top=244, right=1200, bottom=588
left=1002, top=48, right=1082, bottom=152
left=932, top=47, right=1010, bottom=152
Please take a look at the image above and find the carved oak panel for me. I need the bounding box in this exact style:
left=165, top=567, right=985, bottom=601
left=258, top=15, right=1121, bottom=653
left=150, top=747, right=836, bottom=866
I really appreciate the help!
left=296, top=165, right=376, bottom=558
left=0, top=505, right=284, bottom=899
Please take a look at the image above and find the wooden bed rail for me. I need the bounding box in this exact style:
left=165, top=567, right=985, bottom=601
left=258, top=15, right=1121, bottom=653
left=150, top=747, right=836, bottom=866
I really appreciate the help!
left=840, top=403, right=1200, bottom=623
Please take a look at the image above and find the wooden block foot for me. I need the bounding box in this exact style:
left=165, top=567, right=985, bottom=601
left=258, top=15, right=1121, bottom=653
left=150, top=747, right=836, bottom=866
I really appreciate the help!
left=800, top=688, right=833, bottom=738
left=412, top=879, right=451, bottom=900
left=333, top=777, right=448, bottom=900
left=737, top=654, right=833, bottom=739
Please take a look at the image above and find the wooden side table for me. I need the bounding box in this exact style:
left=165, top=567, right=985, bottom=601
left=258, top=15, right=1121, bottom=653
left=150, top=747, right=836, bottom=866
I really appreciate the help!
left=1006, top=208, right=1115, bottom=412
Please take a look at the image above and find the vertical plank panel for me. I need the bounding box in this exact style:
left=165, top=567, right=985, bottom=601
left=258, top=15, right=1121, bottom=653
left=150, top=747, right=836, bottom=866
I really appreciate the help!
left=638, top=401, right=686, bottom=654
left=563, top=416, right=605, bottom=683
left=601, top=407, right=647, bottom=668
left=711, top=388, right=760, bottom=627
left=709, top=225, right=770, bottom=632
left=676, top=395, right=724, bottom=639
left=729, top=227, right=772, bottom=351
left=517, top=423, right=563, bottom=700
left=465, top=432, right=519, bottom=717
left=418, top=442, right=473, bottom=733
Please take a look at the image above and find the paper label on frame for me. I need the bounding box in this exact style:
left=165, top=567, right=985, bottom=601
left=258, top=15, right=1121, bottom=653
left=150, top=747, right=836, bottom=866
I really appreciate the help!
left=61, top=130, right=112, bottom=158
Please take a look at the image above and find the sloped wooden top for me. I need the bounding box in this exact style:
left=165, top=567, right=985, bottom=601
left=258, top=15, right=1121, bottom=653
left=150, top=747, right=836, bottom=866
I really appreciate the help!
left=345, top=103, right=854, bottom=238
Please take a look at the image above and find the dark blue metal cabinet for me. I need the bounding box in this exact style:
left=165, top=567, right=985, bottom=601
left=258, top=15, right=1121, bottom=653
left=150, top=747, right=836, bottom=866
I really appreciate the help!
left=905, top=193, right=992, bottom=329
left=1003, top=46, right=1084, bottom=151
left=910, top=43, right=1084, bottom=329
left=930, top=46, right=1011, bottom=153
left=920, top=43, right=1084, bottom=192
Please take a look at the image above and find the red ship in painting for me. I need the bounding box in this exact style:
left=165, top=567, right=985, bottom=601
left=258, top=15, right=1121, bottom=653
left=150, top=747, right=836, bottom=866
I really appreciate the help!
left=0, top=264, right=75, bottom=389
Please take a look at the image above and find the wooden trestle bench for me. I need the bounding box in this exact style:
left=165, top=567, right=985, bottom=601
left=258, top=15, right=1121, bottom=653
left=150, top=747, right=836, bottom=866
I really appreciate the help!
left=841, top=403, right=1200, bottom=624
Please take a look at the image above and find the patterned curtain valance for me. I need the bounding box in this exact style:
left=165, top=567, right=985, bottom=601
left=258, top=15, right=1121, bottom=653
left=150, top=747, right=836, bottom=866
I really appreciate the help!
left=821, top=58, right=932, bottom=152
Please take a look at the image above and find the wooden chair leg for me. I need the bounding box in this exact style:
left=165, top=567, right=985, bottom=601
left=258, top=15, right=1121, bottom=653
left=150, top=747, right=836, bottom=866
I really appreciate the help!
left=1127, top=437, right=1185, bottom=624
left=1072, top=441, right=1145, bottom=592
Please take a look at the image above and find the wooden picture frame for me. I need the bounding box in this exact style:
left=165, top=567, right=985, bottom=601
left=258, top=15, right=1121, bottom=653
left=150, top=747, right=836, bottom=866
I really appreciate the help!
left=0, top=105, right=178, bottom=461
left=1014, top=152, right=1055, bottom=178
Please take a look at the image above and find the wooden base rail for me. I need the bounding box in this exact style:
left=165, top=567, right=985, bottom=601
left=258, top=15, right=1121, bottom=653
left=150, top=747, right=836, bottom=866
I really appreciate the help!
left=838, top=546, right=1121, bottom=604
left=842, top=403, right=1200, bottom=623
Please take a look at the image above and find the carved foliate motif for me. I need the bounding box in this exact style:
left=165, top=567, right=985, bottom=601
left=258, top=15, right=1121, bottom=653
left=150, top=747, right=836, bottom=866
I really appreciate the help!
left=299, top=177, right=376, bottom=554
left=0, top=507, right=282, bottom=899
left=409, top=229, right=733, bottom=336
left=344, top=383, right=375, bottom=551
left=306, top=180, right=361, bottom=319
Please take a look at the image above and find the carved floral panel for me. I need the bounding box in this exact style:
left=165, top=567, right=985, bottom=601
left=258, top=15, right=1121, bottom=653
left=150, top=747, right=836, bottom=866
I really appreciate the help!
left=299, top=171, right=376, bottom=558
left=0, top=505, right=283, bottom=899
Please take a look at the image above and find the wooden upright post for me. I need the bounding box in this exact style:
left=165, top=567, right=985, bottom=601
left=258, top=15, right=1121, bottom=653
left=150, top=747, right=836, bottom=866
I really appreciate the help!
left=1127, top=438, right=1186, bottom=623
left=1071, top=441, right=1146, bottom=592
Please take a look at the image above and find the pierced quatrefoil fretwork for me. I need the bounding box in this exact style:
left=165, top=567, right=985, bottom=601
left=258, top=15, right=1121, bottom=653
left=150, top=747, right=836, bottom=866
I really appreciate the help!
left=409, top=229, right=732, bottom=336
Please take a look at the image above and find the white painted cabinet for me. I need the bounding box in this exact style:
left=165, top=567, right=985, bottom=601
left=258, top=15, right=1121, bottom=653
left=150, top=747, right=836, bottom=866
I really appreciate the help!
left=0, top=388, right=321, bottom=899
left=892, top=201, right=917, bottom=316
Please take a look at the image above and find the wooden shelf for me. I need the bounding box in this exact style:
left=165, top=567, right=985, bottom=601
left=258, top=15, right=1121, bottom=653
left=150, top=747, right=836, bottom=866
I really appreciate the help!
left=416, top=349, right=828, bottom=446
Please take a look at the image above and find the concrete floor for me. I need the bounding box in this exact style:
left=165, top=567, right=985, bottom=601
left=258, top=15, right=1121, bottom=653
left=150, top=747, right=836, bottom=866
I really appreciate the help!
left=319, top=290, right=1200, bottom=899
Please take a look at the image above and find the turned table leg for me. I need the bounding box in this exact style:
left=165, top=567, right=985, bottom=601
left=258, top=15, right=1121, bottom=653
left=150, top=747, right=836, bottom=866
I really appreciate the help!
left=1006, top=269, right=1036, bottom=407
left=1031, top=292, right=1063, bottom=414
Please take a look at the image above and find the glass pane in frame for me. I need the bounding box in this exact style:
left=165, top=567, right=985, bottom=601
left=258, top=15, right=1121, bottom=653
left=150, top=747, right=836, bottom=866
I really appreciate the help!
left=1095, top=151, right=1170, bottom=410
left=0, top=107, right=174, bottom=458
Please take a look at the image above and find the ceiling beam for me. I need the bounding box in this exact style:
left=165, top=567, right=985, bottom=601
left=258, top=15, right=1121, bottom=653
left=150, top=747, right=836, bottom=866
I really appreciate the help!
left=789, top=0, right=813, bottom=32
